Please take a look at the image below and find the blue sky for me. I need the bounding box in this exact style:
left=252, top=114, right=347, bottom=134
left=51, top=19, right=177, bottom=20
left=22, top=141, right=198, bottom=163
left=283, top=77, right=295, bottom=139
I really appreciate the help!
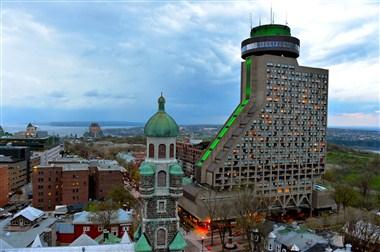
left=1, top=0, right=379, bottom=128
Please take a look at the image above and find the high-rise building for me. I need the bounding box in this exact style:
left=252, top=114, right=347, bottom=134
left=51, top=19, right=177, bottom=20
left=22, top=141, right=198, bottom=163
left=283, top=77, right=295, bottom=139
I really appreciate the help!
left=183, top=24, right=328, bottom=215
left=135, top=95, right=186, bottom=252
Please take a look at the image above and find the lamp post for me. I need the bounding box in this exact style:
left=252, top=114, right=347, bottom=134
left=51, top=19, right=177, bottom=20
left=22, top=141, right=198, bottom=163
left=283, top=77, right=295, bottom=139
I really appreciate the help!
left=201, top=236, right=204, bottom=252
left=250, top=228, right=260, bottom=252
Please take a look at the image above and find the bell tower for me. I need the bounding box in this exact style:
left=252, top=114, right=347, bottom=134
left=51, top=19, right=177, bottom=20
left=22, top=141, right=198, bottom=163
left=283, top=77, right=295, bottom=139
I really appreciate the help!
left=135, top=95, right=187, bottom=252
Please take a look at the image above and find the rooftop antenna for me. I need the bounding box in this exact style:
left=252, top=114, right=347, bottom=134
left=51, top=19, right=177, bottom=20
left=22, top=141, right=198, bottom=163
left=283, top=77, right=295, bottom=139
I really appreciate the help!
left=272, top=11, right=275, bottom=24
left=270, top=3, right=273, bottom=24
left=285, top=11, right=288, bottom=25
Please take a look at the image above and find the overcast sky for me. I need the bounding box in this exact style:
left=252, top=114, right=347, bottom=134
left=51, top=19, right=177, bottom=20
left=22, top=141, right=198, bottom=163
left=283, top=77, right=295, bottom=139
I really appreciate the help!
left=1, top=0, right=379, bottom=128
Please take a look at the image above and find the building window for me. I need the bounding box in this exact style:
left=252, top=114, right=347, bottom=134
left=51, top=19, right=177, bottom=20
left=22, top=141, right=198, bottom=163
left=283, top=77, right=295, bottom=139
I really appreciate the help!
left=157, top=200, right=166, bottom=212
left=149, top=144, right=154, bottom=158
left=156, top=228, right=166, bottom=246
left=158, top=144, right=166, bottom=159
left=83, top=226, right=90, bottom=232
left=111, top=227, right=118, bottom=236
left=98, top=226, right=103, bottom=232
left=157, top=171, right=166, bottom=187
left=169, top=144, right=174, bottom=158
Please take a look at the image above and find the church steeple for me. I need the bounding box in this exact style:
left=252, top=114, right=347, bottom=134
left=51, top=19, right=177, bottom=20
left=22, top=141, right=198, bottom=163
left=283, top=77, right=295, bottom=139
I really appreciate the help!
left=136, top=94, right=186, bottom=252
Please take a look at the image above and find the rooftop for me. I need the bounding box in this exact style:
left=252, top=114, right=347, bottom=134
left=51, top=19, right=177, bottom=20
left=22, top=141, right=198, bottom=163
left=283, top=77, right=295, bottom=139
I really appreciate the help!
left=0, top=217, right=56, bottom=248
left=12, top=206, right=44, bottom=222
left=91, top=159, right=126, bottom=172
left=73, top=209, right=133, bottom=225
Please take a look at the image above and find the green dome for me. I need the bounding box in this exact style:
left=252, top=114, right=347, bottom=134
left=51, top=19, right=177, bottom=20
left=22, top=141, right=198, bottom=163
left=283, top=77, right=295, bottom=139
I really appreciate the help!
left=144, top=95, right=179, bottom=138
left=169, top=163, right=184, bottom=176
left=139, top=163, right=154, bottom=176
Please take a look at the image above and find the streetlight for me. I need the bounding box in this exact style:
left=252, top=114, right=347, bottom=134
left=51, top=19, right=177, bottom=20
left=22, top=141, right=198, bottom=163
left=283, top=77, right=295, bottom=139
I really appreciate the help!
left=250, top=228, right=260, bottom=252
left=201, top=236, right=204, bottom=252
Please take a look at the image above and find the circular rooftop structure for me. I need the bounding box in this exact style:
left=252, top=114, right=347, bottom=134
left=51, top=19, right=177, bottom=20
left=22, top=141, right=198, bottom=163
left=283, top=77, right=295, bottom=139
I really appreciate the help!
left=241, top=24, right=300, bottom=59
left=144, top=95, right=179, bottom=138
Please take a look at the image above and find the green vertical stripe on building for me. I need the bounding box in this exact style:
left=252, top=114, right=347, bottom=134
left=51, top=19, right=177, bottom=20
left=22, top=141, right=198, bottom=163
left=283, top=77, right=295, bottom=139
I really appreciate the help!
left=245, top=57, right=252, bottom=99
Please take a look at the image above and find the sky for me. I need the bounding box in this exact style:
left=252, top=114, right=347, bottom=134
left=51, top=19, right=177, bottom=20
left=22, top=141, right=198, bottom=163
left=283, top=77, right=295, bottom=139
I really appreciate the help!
left=1, top=0, right=379, bottom=128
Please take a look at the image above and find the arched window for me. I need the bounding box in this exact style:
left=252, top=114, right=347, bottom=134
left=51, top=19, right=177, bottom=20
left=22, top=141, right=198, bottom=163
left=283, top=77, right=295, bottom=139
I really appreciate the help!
left=158, top=144, right=166, bottom=159
left=157, top=171, right=166, bottom=187
left=156, top=228, right=166, bottom=246
left=169, top=144, right=174, bottom=158
left=149, top=144, right=154, bottom=158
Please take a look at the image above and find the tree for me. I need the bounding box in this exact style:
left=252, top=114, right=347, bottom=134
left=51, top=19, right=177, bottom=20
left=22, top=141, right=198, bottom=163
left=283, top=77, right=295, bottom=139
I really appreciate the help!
left=202, top=190, right=218, bottom=246
left=214, top=199, right=232, bottom=252
left=234, top=187, right=265, bottom=252
left=357, top=173, right=372, bottom=208
left=332, top=184, right=358, bottom=215
left=86, top=200, right=119, bottom=230
left=344, top=209, right=380, bottom=252
left=107, top=186, right=137, bottom=209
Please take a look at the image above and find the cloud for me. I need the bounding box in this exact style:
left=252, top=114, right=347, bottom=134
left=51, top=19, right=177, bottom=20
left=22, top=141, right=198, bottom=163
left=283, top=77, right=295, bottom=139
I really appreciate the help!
left=329, top=112, right=380, bottom=128
left=2, top=0, right=379, bottom=126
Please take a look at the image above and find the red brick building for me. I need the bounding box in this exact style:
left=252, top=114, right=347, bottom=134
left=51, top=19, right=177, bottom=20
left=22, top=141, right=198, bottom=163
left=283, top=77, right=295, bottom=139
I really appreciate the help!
left=33, top=159, right=125, bottom=211
left=176, top=138, right=208, bottom=176
left=32, top=165, right=62, bottom=211
left=0, top=165, right=8, bottom=207
left=61, top=164, right=89, bottom=206
left=90, top=160, right=124, bottom=200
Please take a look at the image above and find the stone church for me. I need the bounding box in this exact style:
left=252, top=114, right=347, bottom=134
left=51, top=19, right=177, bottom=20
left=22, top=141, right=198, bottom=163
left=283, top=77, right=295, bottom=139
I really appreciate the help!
left=134, top=95, right=187, bottom=252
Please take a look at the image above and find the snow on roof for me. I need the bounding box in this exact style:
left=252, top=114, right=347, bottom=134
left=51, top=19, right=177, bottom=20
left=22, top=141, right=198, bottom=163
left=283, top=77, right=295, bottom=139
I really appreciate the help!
left=120, top=232, right=132, bottom=244
left=73, top=209, right=132, bottom=225
left=70, top=233, right=98, bottom=247
left=0, top=238, right=13, bottom=249
left=12, top=206, right=44, bottom=222
left=31, top=235, right=44, bottom=248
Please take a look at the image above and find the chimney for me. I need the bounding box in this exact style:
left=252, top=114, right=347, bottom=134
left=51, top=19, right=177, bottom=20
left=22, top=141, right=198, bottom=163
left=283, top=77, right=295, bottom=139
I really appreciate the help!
left=103, top=230, right=109, bottom=241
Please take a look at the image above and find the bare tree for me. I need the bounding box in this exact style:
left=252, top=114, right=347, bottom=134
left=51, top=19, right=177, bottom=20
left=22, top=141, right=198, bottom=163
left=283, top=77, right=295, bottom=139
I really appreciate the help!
left=214, top=199, right=232, bottom=252
left=202, top=190, right=218, bottom=246
left=87, top=200, right=119, bottom=230
left=344, top=209, right=380, bottom=252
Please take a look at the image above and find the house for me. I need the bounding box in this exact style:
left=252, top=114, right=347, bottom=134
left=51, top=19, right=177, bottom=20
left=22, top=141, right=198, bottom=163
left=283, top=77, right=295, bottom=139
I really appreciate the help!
left=9, top=206, right=44, bottom=231
left=56, top=208, right=133, bottom=244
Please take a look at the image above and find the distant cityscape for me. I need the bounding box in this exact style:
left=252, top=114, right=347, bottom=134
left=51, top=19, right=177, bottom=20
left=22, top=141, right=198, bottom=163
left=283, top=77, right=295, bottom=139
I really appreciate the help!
left=0, top=3, right=379, bottom=252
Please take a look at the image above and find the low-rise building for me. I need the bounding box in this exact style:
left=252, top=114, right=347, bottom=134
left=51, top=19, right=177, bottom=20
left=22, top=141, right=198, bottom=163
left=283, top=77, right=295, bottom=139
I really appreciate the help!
left=89, top=160, right=126, bottom=200
left=56, top=208, right=133, bottom=245
left=33, top=158, right=125, bottom=211
left=0, top=155, right=28, bottom=192
left=0, top=165, right=9, bottom=207
left=0, top=206, right=56, bottom=248
left=176, top=138, right=208, bottom=176
left=8, top=206, right=44, bottom=231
